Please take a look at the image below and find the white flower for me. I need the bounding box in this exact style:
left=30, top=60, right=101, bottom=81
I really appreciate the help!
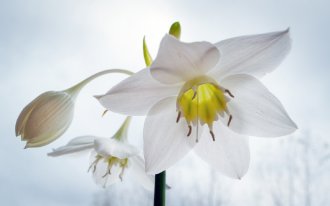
left=96, top=30, right=297, bottom=178
left=48, top=118, right=154, bottom=190
left=16, top=69, right=133, bottom=148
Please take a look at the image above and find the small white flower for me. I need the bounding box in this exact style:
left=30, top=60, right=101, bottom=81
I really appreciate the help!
left=48, top=118, right=154, bottom=190
left=96, top=30, right=297, bottom=179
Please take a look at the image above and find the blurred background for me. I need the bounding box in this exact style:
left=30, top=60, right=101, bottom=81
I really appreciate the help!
left=1, top=0, right=329, bottom=205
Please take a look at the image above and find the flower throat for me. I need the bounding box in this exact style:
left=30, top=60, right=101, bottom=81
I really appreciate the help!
left=176, top=76, right=234, bottom=142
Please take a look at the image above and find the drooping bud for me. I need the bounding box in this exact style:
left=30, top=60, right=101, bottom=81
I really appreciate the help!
left=15, top=69, right=133, bottom=148
left=15, top=91, right=75, bottom=148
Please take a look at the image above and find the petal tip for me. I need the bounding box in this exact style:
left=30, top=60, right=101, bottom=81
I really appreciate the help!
left=93, top=95, right=103, bottom=100
left=47, top=150, right=56, bottom=157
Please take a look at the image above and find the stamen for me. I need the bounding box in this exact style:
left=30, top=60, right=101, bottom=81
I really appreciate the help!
left=192, top=90, right=197, bottom=100
left=187, top=125, right=192, bottom=137
left=102, top=165, right=112, bottom=178
left=102, top=110, right=108, bottom=117
left=196, top=88, right=199, bottom=143
left=227, top=114, right=233, bottom=127
left=209, top=130, right=215, bottom=141
left=88, top=157, right=100, bottom=173
left=225, top=89, right=235, bottom=98
left=119, top=167, right=126, bottom=181
left=176, top=111, right=181, bottom=123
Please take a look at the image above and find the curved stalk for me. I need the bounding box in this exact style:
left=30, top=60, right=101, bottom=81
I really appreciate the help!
left=65, top=69, right=134, bottom=99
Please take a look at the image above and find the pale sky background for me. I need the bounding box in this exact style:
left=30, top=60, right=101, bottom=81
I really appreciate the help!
left=1, top=0, right=329, bottom=205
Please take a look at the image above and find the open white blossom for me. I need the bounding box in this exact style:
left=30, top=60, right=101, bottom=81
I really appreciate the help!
left=96, top=30, right=297, bottom=178
left=48, top=117, right=154, bottom=190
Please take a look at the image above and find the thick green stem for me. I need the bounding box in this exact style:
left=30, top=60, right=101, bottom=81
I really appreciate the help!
left=154, top=171, right=166, bottom=206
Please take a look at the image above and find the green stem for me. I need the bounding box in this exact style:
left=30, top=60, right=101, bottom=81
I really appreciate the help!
left=154, top=171, right=166, bottom=206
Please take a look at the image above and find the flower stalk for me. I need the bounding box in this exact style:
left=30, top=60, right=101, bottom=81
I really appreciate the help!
left=150, top=22, right=181, bottom=206
left=154, top=171, right=166, bottom=206
left=65, top=68, right=134, bottom=99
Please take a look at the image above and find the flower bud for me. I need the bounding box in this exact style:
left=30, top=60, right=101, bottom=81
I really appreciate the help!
left=15, top=69, right=133, bottom=148
left=15, top=91, right=75, bottom=148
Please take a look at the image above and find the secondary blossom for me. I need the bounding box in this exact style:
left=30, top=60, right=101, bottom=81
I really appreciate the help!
left=48, top=117, right=154, bottom=190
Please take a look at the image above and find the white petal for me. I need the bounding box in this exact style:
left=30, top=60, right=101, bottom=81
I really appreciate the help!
left=144, top=97, right=200, bottom=174
left=129, top=156, right=154, bottom=191
left=194, top=122, right=250, bottom=179
left=221, top=74, right=297, bottom=137
left=209, top=29, right=291, bottom=80
left=150, top=34, right=220, bottom=84
left=94, top=138, right=139, bottom=159
left=89, top=151, right=121, bottom=188
left=96, top=68, right=180, bottom=115
left=15, top=94, right=41, bottom=136
left=47, top=136, right=96, bottom=157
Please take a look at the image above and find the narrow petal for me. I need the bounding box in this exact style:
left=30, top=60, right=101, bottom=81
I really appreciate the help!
left=96, top=68, right=180, bottom=116
left=221, top=74, right=297, bottom=137
left=144, top=97, right=200, bottom=174
left=129, top=156, right=154, bottom=191
left=47, top=136, right=96, bottom=157
left=15, top=95, right=41, bottom=136
left=150, top=35, right=220, bottom=84
left=94, top=138, right=139, bottom=159
left=194, top=122, right=250, bottom=179
left=210, top=29, right=291, bottom=80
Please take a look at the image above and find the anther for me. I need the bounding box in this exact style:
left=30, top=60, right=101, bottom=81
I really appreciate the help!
left=227, top=114, right=233, bottom=127
left=210, top=130, right=215, bottom=141
left=88, top=158, right=100, bottom=173
left=102, top=167, right=111, bottom=178
left=176, top=111, right=181, bottom=123
left=225, top=89, right=235, bottom=98
left=88, top=163, right=97, bottom=173
left=102, top=110, right=108, bottom=117
left=187, top=125, right=192, bottom=137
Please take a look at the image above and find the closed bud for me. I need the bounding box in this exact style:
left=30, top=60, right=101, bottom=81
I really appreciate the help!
left=15, top=91, right=75, bottom=148
left=15, top=69, right=133, bottom=148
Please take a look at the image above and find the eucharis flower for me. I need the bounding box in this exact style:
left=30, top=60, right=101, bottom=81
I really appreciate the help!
left=96, top=29, right=297, bottom=179
left=15, top=69, right=132, bottom=148
left=48, top=117, right=154, bottom=190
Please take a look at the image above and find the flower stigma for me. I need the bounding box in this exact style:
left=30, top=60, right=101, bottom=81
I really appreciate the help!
left=176, top=76, right=234, bottom=142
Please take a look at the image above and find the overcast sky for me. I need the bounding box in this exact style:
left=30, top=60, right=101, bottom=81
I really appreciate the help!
left=1, top=0, right=329, bottom=205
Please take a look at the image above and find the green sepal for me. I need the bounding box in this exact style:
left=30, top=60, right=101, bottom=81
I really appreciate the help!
left=143, top=36, right=153, bottom=67
left=169, top=21, right=181, bottom=39
left=113, top=116, right=131, bottom=141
